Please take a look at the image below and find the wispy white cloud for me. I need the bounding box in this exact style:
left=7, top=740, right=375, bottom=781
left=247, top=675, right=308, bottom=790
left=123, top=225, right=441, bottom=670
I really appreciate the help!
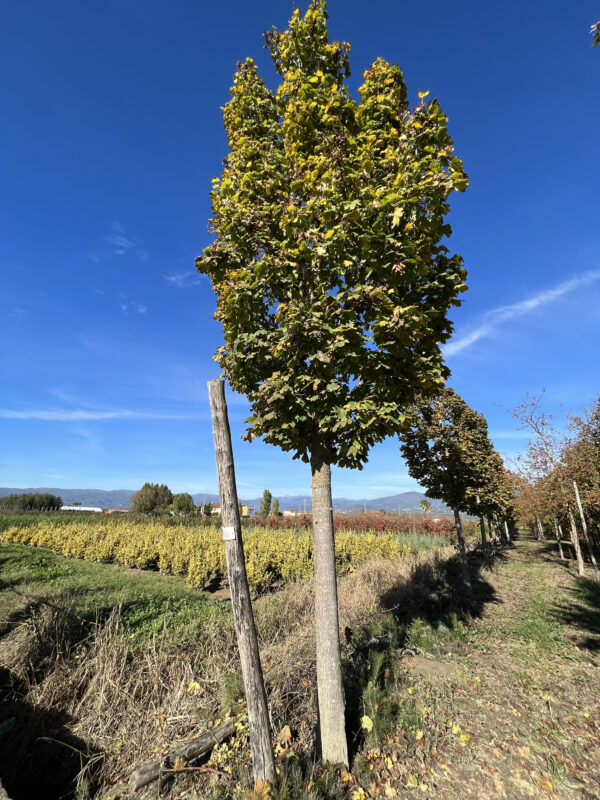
left=444, top=270, right=600, bottom=357
left=120, top=300, right=147, bottom=315
left=488, top=429, right=529, bottom=440
left=105, top=222, right=148, bottom=261
left=164, top=270, right=202, bottom=288
left=9, top=307, right=29, bottom=317
left=0, top=408, right=203, bottom=421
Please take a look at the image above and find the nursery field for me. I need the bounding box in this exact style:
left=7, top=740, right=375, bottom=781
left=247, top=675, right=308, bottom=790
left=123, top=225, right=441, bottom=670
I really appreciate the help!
left=0, top=516, right=426, bottom=593
left=1, top=529, right=599, bottom=800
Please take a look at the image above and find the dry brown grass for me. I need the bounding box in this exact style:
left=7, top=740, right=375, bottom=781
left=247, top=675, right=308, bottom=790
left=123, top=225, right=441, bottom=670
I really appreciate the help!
left=0, top=546, right=454, bottom=799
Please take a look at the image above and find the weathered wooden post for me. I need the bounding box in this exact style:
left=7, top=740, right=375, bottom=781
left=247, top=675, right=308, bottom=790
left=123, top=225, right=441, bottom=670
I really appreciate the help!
left=573, top=481, right=600, bottom=583
left=207, top=379, right=275, bottom=784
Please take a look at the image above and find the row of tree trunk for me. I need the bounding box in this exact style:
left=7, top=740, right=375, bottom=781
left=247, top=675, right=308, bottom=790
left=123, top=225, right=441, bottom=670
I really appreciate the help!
left=532, top=481, right=599, bottom=583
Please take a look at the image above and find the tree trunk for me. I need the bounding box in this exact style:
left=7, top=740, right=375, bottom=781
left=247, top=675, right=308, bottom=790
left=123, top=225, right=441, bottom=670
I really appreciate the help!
left=487, top=518, right=495, bottom=547
left=208, top=380, right=275, bottom=785
left=535, top=516, right=545, bottom=542
left=503, top=520, right=511, bottom=543
left=479, top=516, right=488, bottom=562
left=310, top=439, right=348, bottom=766
left=567, top=507, right=585, bottom=577
left=552, top=518, right=565, bottom=561
left=453, top=507, right=470, bottom=587
left=558, top=523, right=568, bottom=559
left=573, top=481, right=600, bottom=583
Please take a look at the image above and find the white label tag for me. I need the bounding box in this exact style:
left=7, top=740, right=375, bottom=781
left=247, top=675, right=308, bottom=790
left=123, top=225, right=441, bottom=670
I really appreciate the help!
left=222, top=526, right=236, bottom=541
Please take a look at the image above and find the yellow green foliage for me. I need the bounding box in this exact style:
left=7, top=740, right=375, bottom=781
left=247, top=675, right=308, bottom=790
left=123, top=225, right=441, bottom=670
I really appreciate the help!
left=1, top=519, right=409, bottom=592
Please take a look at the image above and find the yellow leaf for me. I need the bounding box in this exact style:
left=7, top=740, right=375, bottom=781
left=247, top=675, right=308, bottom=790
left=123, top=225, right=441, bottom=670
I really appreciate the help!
left=451, top=723, right=461, bottom=734
left=385, top=785, right=397, bottom=797
left=278, top=725, right=292, bottom=746
left=412, top=121, right=423, bottom=130
left=361, top=715, right=374, bottom=732
left=418, top=90, right=430, bottom=99
left=173, top=756, right=186, bottom=770
left=391, top=207, right=403, bottom=227
left=535, top=777, right=553, bottom=792
left=517, top=745, right=531, bottom=758
left=187, top=680, right=201, bottom=696
left=254, top=778, right=271, bottom=799
left=340, top=767, right=355, bottom=785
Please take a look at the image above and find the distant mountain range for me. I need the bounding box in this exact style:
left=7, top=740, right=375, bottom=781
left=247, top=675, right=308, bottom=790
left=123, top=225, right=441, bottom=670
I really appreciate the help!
left=0, top=487, right=451, bottom=515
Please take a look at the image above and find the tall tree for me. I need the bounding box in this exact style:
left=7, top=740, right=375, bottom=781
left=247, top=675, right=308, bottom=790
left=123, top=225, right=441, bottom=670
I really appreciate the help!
left=172, top=492, right=196, bottom=516
left=401, top=389, right=501, bottom=585
left=260, top=489, right=273, bottom=520
left=272, top=498, right=280, bottom=516
left=197, top=1, right=468, bottom=763
left=512, top=392, right=586, bottom=575
left=130, top=483, right=173, bottom=515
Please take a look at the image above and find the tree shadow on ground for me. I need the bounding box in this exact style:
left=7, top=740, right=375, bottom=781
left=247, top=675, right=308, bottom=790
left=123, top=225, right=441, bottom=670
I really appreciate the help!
left=381, top=545, right=504, bottom=634
left=0, top=669, right=101, bottom=800
left=535, top=540, right=580, bottom=570
left=342, top=543, right=506, bottom=759
left=550, top=577, right=600, bottom=652
left=0, top=594, right=104, bottom=799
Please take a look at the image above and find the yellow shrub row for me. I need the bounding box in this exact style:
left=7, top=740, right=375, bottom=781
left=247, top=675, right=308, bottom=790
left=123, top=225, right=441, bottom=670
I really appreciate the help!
left=1, top=520, right=409, bottom=592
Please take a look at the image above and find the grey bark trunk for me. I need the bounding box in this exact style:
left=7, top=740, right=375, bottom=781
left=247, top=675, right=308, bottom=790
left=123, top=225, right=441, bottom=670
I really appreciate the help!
left=535, top=516, right=546, bottom=542
left=453, top=507, right=471, bottom=587
left=573, top=481, right=600, bottom=583
left=208, top=381, right=275, bottom=784
left=503, top=520, right=511, bottom=543
left=558, top=523, right=568, bottom=559
left=487, top=518, right=495, bottom=547
left=479, top=516, right=488, bottom=562
left=552, top=519, right=565, bottom=561
left=567, top=507, right=585, bottom=577
left=310, top=440, right=349, bottom=766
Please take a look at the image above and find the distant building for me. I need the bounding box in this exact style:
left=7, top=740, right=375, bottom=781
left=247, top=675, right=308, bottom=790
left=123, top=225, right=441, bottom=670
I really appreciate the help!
left=61, top=506, right=103, bottom=513
left=241, top=505, right=255, bottom=517
left=105, top=508, right=130, bottom=514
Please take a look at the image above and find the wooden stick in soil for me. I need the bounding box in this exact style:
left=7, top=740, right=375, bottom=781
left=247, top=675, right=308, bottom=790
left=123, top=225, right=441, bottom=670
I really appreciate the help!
left=208, top=380, right=275, bottom=784
left=573, top=480, right=600, bottom=583
left=129, top=718, right=236, bottom=791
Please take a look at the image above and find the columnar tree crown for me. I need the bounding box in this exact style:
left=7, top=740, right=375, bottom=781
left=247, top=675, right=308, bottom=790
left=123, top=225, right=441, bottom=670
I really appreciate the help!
left=401, top=388, right=500, bottom=513
left=197, top=1, right=468, bottom=468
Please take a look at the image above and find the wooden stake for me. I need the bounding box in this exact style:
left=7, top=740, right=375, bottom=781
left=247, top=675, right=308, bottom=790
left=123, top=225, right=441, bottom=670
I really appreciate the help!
left=573, top=480, right=600, bottom=583
left=208, top=380, right=275, bottom=784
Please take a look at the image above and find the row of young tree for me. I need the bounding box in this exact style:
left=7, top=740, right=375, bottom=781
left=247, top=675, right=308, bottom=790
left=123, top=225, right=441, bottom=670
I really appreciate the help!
left=511, top=391, right=600, bottom=583
left=130, top=482, right=280, bottom=520
left=0, top=492, right=63, bottom=511
left=401, top=387, right=516, bottom=586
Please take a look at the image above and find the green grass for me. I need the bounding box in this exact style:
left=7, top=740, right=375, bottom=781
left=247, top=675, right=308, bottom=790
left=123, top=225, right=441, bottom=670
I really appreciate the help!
left=478, top=545, right=586, bottom=663
left=0, top=541, right=229, bottom=642
left=397, top=532, right=450, bottom=552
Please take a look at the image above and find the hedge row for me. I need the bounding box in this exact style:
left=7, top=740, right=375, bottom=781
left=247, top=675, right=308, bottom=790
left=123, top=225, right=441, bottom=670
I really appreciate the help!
left=1, top=520, right=411, bottom=593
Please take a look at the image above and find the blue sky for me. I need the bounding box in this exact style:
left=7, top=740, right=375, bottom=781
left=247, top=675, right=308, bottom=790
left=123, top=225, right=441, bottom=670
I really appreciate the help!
left=1, top=0, right=599, bottom=499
